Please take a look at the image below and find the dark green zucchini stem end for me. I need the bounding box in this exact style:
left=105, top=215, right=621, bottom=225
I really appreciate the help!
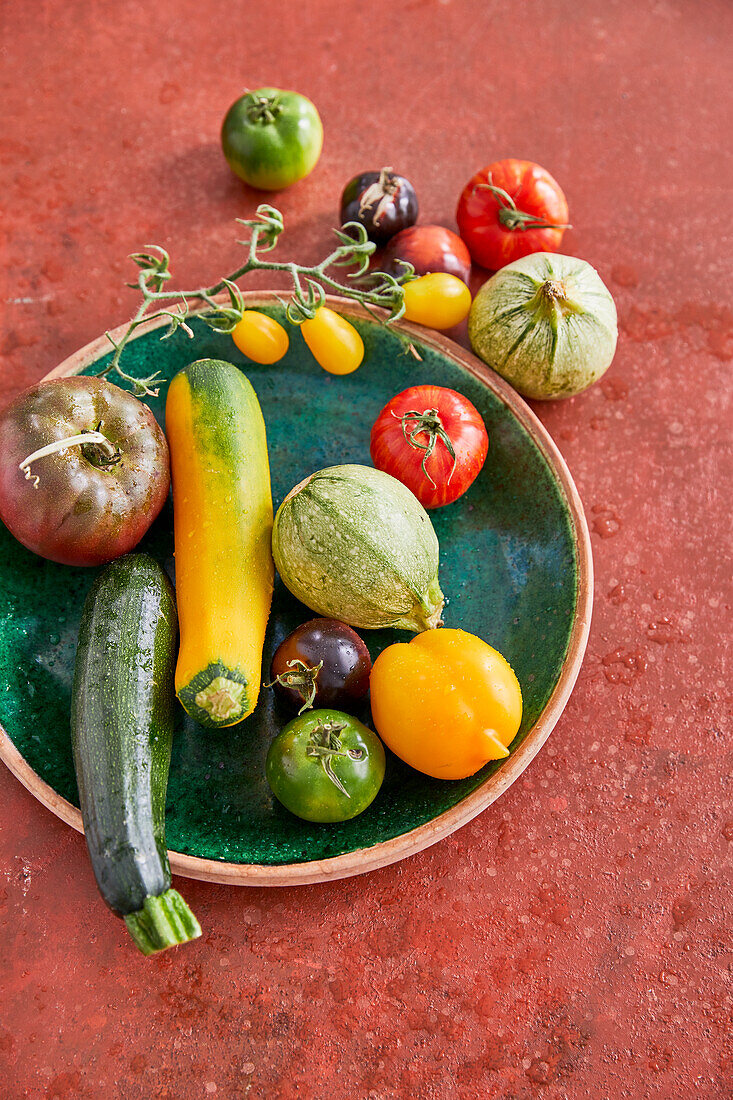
left=124, top=889, right=202, bottom=956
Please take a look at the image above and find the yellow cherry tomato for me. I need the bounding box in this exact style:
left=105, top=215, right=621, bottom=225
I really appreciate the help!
left=370, top=628, right=522, bottom=780
left=300, top=307, right=364, bottom=375
left=231, top=310, right=289, bottom=365
left=402, top=273, right=472, bottom=329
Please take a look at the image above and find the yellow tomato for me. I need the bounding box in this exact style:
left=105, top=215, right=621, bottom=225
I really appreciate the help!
left=300, top=307, right=364, bottom=375
left=231, top=310, right=289, bottom=364
left=370, top=628, right=522, bottom=780
left=402, top=273, right=472, bottom=329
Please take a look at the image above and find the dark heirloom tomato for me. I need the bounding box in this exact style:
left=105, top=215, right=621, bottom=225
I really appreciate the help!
left=370, top=385, right=488, bottom=509
left=0, top=377, right=170, bottom=566
left=340, top=167, right=418, bottom=243
left=266, top=708, right=385, bottom=823
left=268, top=618, right=372, bottom=713
left=456, top=159, right=570, bottom=270
left=380, top=225, right=472, bottom=284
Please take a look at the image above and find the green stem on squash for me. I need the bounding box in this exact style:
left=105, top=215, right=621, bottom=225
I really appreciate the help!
left=541, top=280, right=568, bottom=302
left=124, top=889, right=201, bottom=956
left=419, top=575, right=446, bottom=631
left=534, top=278, right=586, bottom=321
left=194, top=677, right=247, bottom=723
left=394, top=575, right=445, bottom=633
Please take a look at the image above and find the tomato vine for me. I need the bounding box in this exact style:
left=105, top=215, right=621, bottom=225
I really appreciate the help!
left=98, top=205, right=415, bottom=396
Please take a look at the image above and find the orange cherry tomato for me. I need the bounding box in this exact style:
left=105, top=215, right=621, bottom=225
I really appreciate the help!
left=231, top=310, right=289, bottom=364
left=300, top=307, right=364, bottom=375
left=402, top=273, right=472, bottom=329
left=370, top=628, right=522, bottom=780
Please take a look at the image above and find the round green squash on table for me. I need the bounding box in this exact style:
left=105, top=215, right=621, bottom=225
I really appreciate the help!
left=468, top=253, right=618, bottom=399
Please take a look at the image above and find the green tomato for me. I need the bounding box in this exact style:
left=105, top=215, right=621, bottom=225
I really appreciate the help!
left=265, top=708, right=385, bottom=823
left=221, top=88, right=323, bottom=191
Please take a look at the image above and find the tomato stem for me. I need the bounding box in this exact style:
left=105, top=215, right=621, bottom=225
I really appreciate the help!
left=245, top=92, right=283, bottom=124
left=475, top=174, right=572, bottom=233
left=265, top=659, right=324, bottom=714
left=98, top=205, right=416, bottom=395
left=358, top=166, right=397, bottom=226
left=393, top=407, right=457, bottom=489
left=18, top=428, right=120, bottom=488
left=305, top=720, right=364, bottom=796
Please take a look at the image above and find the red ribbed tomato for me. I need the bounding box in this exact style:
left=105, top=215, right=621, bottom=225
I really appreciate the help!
left=456, top=159, right=570, bottom=270
left=370, top=385, right=488, bottom=509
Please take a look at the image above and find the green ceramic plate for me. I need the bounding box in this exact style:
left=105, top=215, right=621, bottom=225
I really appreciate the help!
left=0, top=295, right=592, bottom=886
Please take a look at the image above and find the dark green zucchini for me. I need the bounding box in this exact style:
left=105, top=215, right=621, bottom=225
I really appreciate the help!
left=71, top=553, right=201, bottom=955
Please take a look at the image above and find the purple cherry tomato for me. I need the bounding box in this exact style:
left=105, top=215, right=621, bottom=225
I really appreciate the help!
left=340, top=167, right=418, bottom=243
left=268, top=618, right=372, bottom=713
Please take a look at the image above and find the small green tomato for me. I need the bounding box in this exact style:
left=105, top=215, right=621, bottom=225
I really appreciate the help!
left=265, top=708, right=385, bottom=823
left=221, top=88, right=323, bottom=191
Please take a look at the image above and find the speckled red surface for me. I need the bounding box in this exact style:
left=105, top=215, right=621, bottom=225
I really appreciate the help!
left=1, top=2, right=731, bottom=1097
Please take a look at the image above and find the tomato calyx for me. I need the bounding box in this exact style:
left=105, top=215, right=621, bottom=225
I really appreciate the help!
left=305, top=720, right=365, bottom=796
left=475, top=174, right=572, bottom=234
left=81, top=422, right=123, bottom=469
left=284, top=279, right=326, bottom=324
left=393, top=407, right=457, bottom=489
left=358, top=166, right=399, bottom=227
left=265, top=658, right=324, bottom=715
left=19, top=423, right=121, bottom=489
left=244, top=92, right=284, bottom=125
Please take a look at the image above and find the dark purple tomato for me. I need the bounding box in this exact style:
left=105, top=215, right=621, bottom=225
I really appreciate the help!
left=379, top=224, right=472, bottom=284
left=268, top=618, right=372, bottom=713
left=340, top=167, right=418, bottom=243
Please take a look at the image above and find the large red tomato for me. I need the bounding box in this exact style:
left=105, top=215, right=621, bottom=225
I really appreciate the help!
left=456, top=159, right=570, bottom=270
left=370, top=385, right=488, bottom=509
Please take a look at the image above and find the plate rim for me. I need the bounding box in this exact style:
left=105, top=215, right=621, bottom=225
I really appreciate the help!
left=0, top=292, right=593, bottom=887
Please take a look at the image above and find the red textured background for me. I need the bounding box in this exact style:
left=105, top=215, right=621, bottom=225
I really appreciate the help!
left=1, top=2, right=731, bottom=1097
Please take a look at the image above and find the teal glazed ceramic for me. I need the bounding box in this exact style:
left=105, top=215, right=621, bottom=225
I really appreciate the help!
left=0, top=295, right=592, bottom=886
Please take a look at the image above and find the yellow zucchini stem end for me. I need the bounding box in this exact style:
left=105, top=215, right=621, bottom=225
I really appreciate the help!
left=194, top=676, right=246, bottom=723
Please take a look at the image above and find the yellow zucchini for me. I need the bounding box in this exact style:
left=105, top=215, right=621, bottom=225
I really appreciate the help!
left=165, top=359, right=273, bottom=727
